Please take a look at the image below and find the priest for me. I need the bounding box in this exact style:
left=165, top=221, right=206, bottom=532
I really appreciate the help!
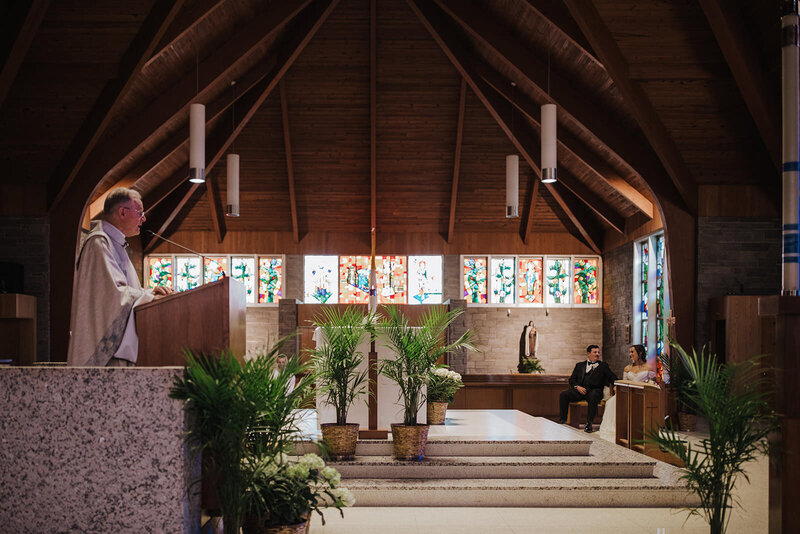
left=67, top=188, right=171, bottom=367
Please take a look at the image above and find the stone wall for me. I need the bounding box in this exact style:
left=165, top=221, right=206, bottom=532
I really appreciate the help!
left=465, top=307, right=603, bottom=375
left=0, top=367, right=200, bottom=533
left=602, top=242, right=634, bottom=376
left=695, top=217, right=781, bottom=348
left=0, top=217, right=49, bottom=361
left=245, top=306, right=280, bottom=356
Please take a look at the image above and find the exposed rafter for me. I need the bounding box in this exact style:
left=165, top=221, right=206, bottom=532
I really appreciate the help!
left=520, top=173, right=540, bottom=244
left=699, top=0, right=780, bottom=171
left=408, top=0, right=601, bottom=253
left=564, top=0, right=697, bottom=212
left=447, top=78, right=467, bottom=243
left=548, top=181, right=603, bottom=252
left=479, top=67, right=652, bottom=221
left=89, top=57, right=276, bottom=218
left=521, top=0, right=599, bottom=67
left=47, top=0, right=185, bottom=208
left=144, top=0, right=341, bottom=245
left=144, top=0, right=227, bottom=69
left=206, top=171, right=226, bottom=243
left=0, top=0, right=49, bottom=110
left=435, top=0, right=686, bottom=214
left=142, top=180, right=199, bottom=252
left=280, top=80, right=300, bottom=243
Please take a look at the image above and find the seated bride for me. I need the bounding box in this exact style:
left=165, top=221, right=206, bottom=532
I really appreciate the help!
left=598, top=344, right=655, bottom=442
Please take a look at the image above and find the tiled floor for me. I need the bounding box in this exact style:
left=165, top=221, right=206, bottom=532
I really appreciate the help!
left=308, top=412, right=769, bottom=533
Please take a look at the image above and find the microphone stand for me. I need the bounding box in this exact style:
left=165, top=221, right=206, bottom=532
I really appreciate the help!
left=145, top=230, right=226, bottom=279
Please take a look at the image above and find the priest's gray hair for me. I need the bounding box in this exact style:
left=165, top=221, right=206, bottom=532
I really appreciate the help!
left=104, top=187, right=142, bottom=216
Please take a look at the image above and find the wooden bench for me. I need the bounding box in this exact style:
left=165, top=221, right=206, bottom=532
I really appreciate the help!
left=567, top=400, right=606, bottom=427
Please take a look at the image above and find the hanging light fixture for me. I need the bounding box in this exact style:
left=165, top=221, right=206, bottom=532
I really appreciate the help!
left=189, top=103, right=206, bottom=183
left=506, top=154, right=519, bottom=217
left=226, top=81, right=240, bottom=217
left=541, top=103, right=557, bottom=183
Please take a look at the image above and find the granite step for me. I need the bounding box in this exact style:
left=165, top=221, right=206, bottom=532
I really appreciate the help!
left=341, top=475, right=700, bottom=508
left=330, top=455, right=656, bottom=479
left=292, top=438, right=592, bottom=457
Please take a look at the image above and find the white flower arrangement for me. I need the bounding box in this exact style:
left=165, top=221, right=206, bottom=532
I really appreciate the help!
left=427, top=365, right=464, bottom=403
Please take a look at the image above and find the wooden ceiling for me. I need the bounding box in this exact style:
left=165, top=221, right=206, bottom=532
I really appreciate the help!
left=0, top=0, right=781, bottom=252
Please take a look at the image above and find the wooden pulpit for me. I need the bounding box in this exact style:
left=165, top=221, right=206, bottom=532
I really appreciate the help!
left=614, top=380, right=680, bottom=465
left=134, top=277, right=246, bottom=366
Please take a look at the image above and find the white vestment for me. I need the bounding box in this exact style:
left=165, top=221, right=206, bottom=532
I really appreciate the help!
left=67, top=221, right=154, bottom=366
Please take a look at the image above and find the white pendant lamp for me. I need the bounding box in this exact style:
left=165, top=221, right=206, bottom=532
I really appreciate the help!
left=189, top=103, right=206, bottom=183
left=226, top=153, right=240, bottom=217
left=541, top=103, right=557, bottom=183
left=506, top=154, right=519, bottom=218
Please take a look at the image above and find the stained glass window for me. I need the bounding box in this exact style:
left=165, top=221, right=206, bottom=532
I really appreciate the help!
left=408, top=256, right=442, bottom=304
left=639, top=240, right=649, bottom=352
left=490, top=257, right=515, bottom=304
left=655, top=235, right=666, bottom=381
left=231, top=256, right=256, bottom=304
left=517, top=257, right=543, bottom=304
left=463, top=257, right=488, bottom=304
left=573, top=258, right=599, bottom=304
left=204, top=257, right=227, bottom=284
left=340, top=256, right=371, bottom=304
left=175, top=256, right=201, bottom=292
left=305, top=256, right=338, bottom=304
left=147, top=257, right=173, bottom=289
left=258, top=257, right=282, bottom=303
left=377, top=256, right=407, bottom=304
left=545, top=258, right=570, bottom=304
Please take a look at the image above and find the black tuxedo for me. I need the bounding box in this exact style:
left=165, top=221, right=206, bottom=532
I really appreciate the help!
left=559, top=360, right=617, bottom=425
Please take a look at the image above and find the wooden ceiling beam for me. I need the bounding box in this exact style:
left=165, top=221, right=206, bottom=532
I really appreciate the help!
left=47, top=0, right=185, bottom=208
left=447, top=78, right=467, bottom=244
left=434, top=0, right=688, bottom=213
left=53, top=0, right=311, bottom=212
left=408, top=0, right=601, bottom=253
left=0, top=0, right=49, bottom=110
left=144, top=0, right=227, bottom=69
left=142, top=180, right=199, bottom=253
left=88, top=56, right=276, bottom=219
left=370, top=0, right=377, bottom=238
left=699, top=0, right=780, bottom=170
left=144, top=0, right=341, bottom=242
left=480, top=67, right=653, bottom=220
left=206, top=171, right=226, bottom=243
left=520, top=175, right=539, bottom=244
left=563, top=0, right=697, bottom=212
left=280, top=80, right=300, bottom=243
left=520, top=0, right=600, bottom=67
left=547, top=181, right=603, bottom=253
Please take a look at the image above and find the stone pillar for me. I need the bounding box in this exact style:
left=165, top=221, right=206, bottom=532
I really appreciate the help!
left=447, top=299, right=468, bottom=374
left=278, top=299, right=300, bottom=356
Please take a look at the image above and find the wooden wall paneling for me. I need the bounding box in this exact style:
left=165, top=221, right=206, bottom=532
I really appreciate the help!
left=205, top=170, right=226, bottom=243
left=545, top=181, right=601, bottom=253
left=698, top=0, right=780, bottom=170
left=47, top=0, right=186, bottom=208
left=520, top=173, right=539, bottom=244
left=279, top=80, right=300, bottom=242
left=0, top=0, right=50, bottom=110
left=563, top=0, right=697, bottom=212
left=370, top=0, right=377, bottom=237
left=447, top=78, right=467, bottom=243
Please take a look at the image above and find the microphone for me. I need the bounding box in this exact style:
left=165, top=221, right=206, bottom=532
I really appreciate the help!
left=145, top=230, right=226, bottom=279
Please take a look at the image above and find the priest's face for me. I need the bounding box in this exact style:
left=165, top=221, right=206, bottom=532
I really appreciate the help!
left=587, top=347, right=601, bottom=362
left=118, top=198, right=146, bottom=237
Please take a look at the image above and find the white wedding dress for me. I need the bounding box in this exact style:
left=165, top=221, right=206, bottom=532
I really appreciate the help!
left=598, top=369, right=654, bottom=443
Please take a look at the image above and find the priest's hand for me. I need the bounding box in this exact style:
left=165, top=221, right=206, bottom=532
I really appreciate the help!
left=575, top=386, right=587, bottom=395
left=153, top=285, right=173, bottom=298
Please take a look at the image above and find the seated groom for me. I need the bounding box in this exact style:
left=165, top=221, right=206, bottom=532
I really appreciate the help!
left=558, top=345, right=617, bottom=433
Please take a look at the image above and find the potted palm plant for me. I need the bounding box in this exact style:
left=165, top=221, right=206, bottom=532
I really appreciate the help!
left=646, top=342, right=778, bottom=534
left=308, top=306, right=374, bottom=460
left=426, top=366, right=463, bottom=424
left=169, top=337, right=314, bottom=534
left=378, top=305, right=476, bottom=460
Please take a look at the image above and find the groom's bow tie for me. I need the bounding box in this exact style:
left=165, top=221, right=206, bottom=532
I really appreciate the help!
left=586, top=361, right=598, bottom=370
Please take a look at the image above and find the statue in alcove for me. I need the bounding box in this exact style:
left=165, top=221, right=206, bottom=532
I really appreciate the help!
left=518, top=321, right=544, bottom=373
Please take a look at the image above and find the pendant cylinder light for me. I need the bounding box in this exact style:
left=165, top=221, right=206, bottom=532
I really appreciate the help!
left=541, top=103, right=557, bottom=183
left=506, top=154, right=519, bottom=218
left=189, top=103, right=206, bottom=183
left=226, top=153, right=240, bottom=217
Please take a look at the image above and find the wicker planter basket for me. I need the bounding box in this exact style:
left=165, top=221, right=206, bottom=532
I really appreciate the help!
left=242, top=512, right=310, bottom=534
left=426, top=401, right=448, bottom=425
left=678, top=412, right=697, bottom=432
left=320, top=423, right=359, bottom=461
left=390, top=423, right=430, bottom=461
